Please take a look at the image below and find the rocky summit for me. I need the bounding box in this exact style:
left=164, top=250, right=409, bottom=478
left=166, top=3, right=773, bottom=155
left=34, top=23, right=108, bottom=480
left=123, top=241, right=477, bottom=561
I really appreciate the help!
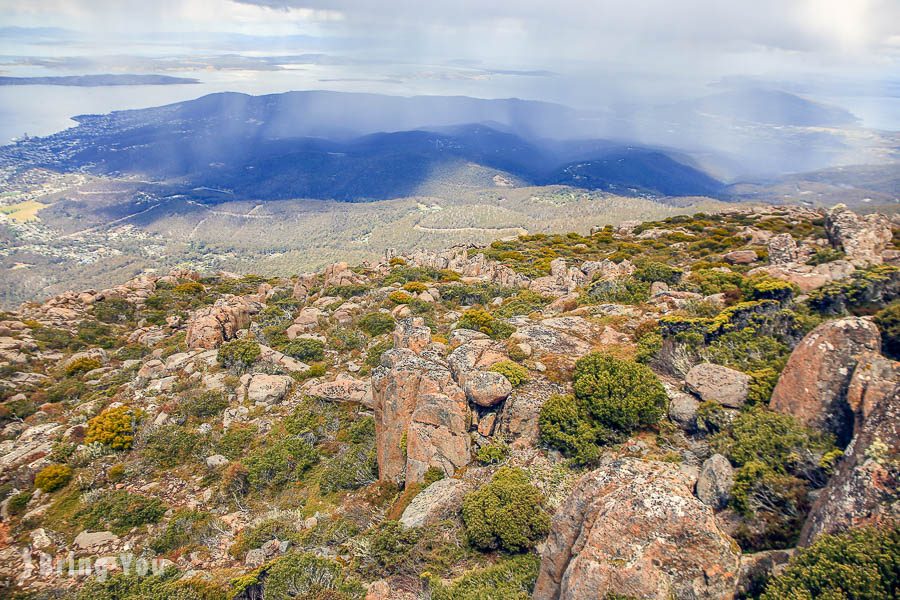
left=0, top=204, right=898, bottom=599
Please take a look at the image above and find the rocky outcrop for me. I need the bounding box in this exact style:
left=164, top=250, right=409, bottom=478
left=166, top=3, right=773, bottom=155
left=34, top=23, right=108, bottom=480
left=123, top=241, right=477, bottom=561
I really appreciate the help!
left=686, top=363, right=750, bottom=408
left=323, top=262, right=366, bottom=288
left=749, top=260, right=855, bottom=292
left=463, top=370, right=512, bottom=408
left=767, top=233, right=801, bottom=265
left=770, top=317, right=881, bottom=446
left=286, top=307, right=326, bottom=339
left=825, top=204, right=893, bottom=265
left=534, top=459, right=739, bottom=600
left=497, top=379, right=566, bottom=447
left=185, top=295, right=263, bottom=349
left=371, top=321, right=472, bottom=483
left=303, top=375, right=372, bottom=407
left=799, top=351, right=899, bottom=545
left=401, top=246, right=530, bottom=289
left=723, top=250, right=758, bottom=265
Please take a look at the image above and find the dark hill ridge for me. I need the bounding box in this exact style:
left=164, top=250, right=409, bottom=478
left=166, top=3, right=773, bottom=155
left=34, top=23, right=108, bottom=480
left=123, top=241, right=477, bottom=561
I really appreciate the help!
left=0, top=91, right=724, bottom=200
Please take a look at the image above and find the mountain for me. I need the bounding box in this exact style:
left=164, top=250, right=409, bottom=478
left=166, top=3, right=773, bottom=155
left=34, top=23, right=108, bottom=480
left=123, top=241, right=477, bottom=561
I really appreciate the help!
left=0, top=75, right=200, bottom=87
left=1, top=204, right=896, bottom=599
left=0, top=92, right=723, bottom=200
left=678, top=88, right=860, bottom=127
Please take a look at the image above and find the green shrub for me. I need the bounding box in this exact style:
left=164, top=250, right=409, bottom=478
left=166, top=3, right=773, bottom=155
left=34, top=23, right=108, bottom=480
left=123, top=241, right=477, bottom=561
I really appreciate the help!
left=808, top=265, right=899, bottom=315
left=244, top=436, right=318, bottom=491
left=634, top=261, right=683, bottom=285
left=76, top=571, right=229, bottom=600
left=749, top=278, right=795, bottom=303
left=141, top=424, right=200, bottom=468
left=216, top=424, right=256, bottom=459
left=92, top=297, right=135, bottom=324
left=489, top=360, right=529, bottom=387
left=75, top=490, right=166, bottom=534
left=494, top=290, right=551, bottom=318
left=874, top=302, right=900, bottom=360
left=281, top=338, right=325, bottom=361
left=180, top=390, right=229, bottom=419
left=457, top=309, right=515, bottom=340
left=65, top=357, right=102, bottom=377
left=8, top=491, right=32, bottom=515
left=388, top=290, right=413, bottom=304
left=229, top=518, right=299, bottom=559
left=475, top=440, right=510, bottom=464
left=573, top=353, right=667, bottom=431
left=328, top=326, right=367, bottom=351
left=34, top=464, right=72, bottom=492
left=368, top=520, right=420, bottom=569
left=261, top=552, right=365, bottom=599
left=85, top=406, right=141, bottom=450
left=761, top=526, right=899, bottom=600
left=216, top=338, right=261, bottom=370
left=584, top=277, right=650, bottom=304
left=402, top=281, right=428, bottom=293
left=151, top=509, right=220, bottom=554
left=323, top=283, right=370, bottom=298
left=423, top=466, right=445, bottom=486
left=807, top=247, right=846, bottom=266
left=173, top=281, right=205, bottom=296
left=365, top=338, right=394, bottom=367
left=359, top=312, right=396, bottom=337
left=538, top=394, right=612, bottom=465
left=441, top=283, right=516, bottom=306
left=462, top=467, right=551, bottom=553
left=319, top=444, right=378, bottom=494
left=430, top=554, right=540, bottom=600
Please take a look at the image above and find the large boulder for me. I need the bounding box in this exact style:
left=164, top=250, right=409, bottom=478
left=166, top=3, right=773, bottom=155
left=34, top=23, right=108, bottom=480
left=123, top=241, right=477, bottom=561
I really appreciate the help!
left=533, top=459, right=740, bottom=600
left=399, top=477, right=471, bottom=528
left=497, top=379, right=566, bottom=447
left=767, top=233, right=800, bottom=266
left=799, top=351, right=899, bottom=545
left=185, top=295, right=262, bottom=349
left=393, top=317, right=432, bottom=355
left=825, top=204, right=893, bottom=265
left=686, top=363, right=751, bottom=408
left=769, top=317, right=881, bottom=446
left=242, top=374, right=293, bottom=405
left=463, top=370, right=512, bottom=408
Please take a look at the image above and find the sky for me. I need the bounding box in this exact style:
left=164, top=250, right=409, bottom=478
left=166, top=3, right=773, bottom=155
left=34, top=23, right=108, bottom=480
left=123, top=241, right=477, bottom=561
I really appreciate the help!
left=0, top=0, right=898, bottom=138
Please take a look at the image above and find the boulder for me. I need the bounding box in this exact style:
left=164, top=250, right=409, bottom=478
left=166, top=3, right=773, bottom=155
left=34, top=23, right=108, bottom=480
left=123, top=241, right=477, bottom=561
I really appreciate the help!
left=686, top=363, right=751, bottom=408
left=749, top=261, right=855, bottom=292
left=286, top=307, right=326, bottom=338
left=799, top=351, right=899, bottom=545
left=723, top=250, right=758, bottom=265
left=770, top=317, right=881, bottom=446
left=696, top=454, right=734, bottom=509
left=399, top=478, right=470, bottom=528
left=667, top=385, right=700, bottom=431
left=304, top=375, right=372, bottom=407
left=533, top=459, right=740, bottom=600
left=74, top=530, right=119, bottom=552
left=462, top=370, right=513, bottom=408
left=242, top=374, right=293, bottom=405
left=185, top=295, right=262, bottom=349
left=825, top=204, right=892, bottom=265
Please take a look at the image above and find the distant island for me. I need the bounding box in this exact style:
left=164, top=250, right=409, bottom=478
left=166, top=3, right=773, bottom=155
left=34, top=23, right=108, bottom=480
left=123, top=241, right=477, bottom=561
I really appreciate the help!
left=0, top=74, right=200, bottom=86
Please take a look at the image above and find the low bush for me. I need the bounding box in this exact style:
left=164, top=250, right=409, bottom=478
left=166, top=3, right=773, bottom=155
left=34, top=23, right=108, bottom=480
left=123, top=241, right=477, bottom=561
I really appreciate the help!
left=281, top=337, right=325, bottom=361
left=489, top=360, right=529, bottom=387
left=456, top=309, right=515, bottom=340
left=8, top=491, right=32, bottom=515
left=494, top=290, right=551, bottom=318
left=243, top=436, right=318, bottom=491
left=430, top=554, right=540, bottom=600
left=85, top=406, right=141, bottom=450
left=358, top=312, right=396, bottom=337
left=261, top=552, right=365, bottom=599
left=402, top=281, right=428, bottom=293
left=539, top=394, right=613, bottom=464
left=634, top=261, right=683, bottom=285
left=216, top=338, right=261, bottom=370
left=475, top=439, right=509, bottom=464
left=151, top=509, right=220, bottom=554
left=462, top=467, right=551, bottom=553
left=179, top=390, right=229, bottom=419
left=584, top=277, right=650, bottom=304
left=34, top=464, right=72, bottom=492
left=229, top=518, right=299, bottom=559
left=75, top=490, right=166, bottom=535
left=365, top=338, right=394, bottom=367
left=140, top=424, right=200, bottom=468
left=762, top=526, right=899, bottom=600
left=874, top=302, right=900, bottom=360
left=64, top=357, right=102, bottom=377
left=573, top=353, right=667, bottom=431
left=76, top=571, right=229, bottom=600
